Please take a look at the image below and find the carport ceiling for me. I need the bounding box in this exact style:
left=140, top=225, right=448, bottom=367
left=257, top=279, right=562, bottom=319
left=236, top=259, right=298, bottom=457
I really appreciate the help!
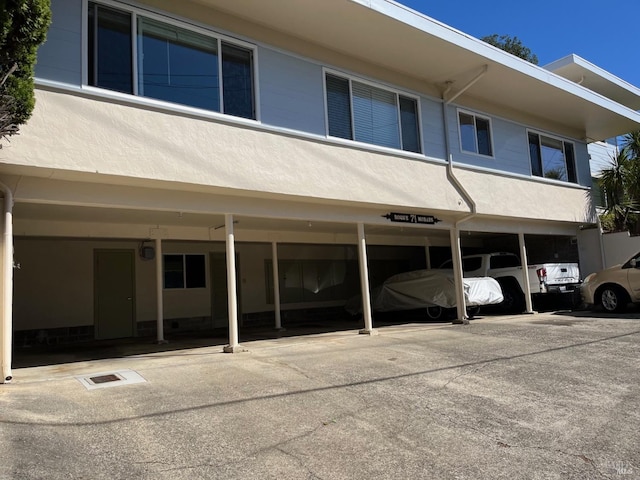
left=13, top=203, right=451, bottom=239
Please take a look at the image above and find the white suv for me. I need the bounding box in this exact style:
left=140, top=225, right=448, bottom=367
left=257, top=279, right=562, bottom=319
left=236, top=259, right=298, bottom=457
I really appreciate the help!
left=581, top=251, right=640, bottom=312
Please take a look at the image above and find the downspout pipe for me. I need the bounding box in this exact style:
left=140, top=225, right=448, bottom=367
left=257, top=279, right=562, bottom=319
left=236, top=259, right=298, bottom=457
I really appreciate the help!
left=441, top=66, right=487, bottom=323
left=0, top=181, right=13, bottom=383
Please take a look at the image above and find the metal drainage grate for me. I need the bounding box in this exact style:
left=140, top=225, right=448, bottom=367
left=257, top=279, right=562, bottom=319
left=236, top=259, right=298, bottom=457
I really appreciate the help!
left=90, top=373, right=122, bottom=384
left=76, top=369, right=146, bottom=390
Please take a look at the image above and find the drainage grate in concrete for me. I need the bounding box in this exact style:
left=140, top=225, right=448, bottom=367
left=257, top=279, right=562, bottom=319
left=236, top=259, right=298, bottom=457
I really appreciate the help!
left=75, top=369, right=146, bottom=390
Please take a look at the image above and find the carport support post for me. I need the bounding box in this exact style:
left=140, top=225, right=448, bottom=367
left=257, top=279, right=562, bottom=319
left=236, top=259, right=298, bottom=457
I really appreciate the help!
left=518, top=232, right=535, bottom=314
left=271, top=242, right=283, bottom=330
left=155, top=238, right=166, bottom=343
left=0, top=185, right=13, bottom=383
left=223, top=214, right=242, bottom=352
left=357, top=222, right=376, bottom=335
left=450, top=228, right=469, bottom=324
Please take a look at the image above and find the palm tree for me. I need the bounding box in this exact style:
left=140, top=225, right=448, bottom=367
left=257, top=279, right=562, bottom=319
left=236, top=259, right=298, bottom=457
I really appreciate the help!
left=598, top=149, right=638, bottom=232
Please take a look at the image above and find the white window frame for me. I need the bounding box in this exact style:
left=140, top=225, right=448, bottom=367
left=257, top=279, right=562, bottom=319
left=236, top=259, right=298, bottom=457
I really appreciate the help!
left=82, top=0, right=259, bottom=120
left=527, top=129, right=578, bottom=183
left=456, top=108, right=494, bottom=158
left=323, top=68, right=424, bottom=154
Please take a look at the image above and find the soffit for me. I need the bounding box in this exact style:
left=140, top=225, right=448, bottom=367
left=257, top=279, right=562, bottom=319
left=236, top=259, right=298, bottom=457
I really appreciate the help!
left=544, top=55, right=640, bottom=111
left=190, top=0, right=640, bottom=141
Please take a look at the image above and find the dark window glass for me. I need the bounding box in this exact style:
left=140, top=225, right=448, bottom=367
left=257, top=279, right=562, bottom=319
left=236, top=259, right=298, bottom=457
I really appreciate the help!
left=490, top=254, right=520, bottom=269
left=88, top=3, right=133, bottom=93
left=564, top=142, right=577, bottom=183
left=399, top=96, right=421, bottom=153
left=461, top=257, right=482, bottom=272
left=326, top=74, right=353, bottom=140
left=164, top=254, right=184, bottom=289
left=185, top=255, right=206, bottom=288
left=476, top=117, right=492, bottom=156
left=222, top=42, right=254, bottom=119
left=137, top=18, right=219, bottom=111
left=528, top=133, right=543, bottom=177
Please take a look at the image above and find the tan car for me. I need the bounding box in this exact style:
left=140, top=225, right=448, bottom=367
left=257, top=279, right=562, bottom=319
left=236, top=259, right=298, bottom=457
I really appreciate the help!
left=581, top=251, right=640, bottom=312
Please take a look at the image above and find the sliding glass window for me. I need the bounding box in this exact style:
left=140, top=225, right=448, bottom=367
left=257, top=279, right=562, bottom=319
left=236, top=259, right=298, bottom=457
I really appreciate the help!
left=88, top=3, right=255, bottom=119
left=528, top=132, right=577, bottom=183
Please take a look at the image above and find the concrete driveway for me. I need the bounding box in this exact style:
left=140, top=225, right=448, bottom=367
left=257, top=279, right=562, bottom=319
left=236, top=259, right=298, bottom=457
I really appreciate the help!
left=1, top=311, right=639, bottom=479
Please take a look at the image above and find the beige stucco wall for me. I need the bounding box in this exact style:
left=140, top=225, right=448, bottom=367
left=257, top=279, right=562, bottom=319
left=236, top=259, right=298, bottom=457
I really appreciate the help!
left=6, top=89, right=466, bottom=214
left=454, top=168, right=594, bottom=224
left=5, top=88, right=594, bottom=227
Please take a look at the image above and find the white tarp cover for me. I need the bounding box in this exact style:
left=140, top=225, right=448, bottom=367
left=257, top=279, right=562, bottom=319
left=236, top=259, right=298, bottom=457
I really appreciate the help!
left=346, top=269, right=503, bottom=314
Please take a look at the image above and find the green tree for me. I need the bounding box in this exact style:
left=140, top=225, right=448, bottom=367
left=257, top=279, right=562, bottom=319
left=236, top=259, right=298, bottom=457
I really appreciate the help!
left=481, top=34, right=539, bottom=65
left=598, top=130, right=640, bottom=233
left=0, top=0, right=51, bottom=142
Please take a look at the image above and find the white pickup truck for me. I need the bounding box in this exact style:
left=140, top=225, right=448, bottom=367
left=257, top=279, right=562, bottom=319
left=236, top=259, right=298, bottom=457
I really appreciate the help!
left=440, top=252, right=581, bottom=311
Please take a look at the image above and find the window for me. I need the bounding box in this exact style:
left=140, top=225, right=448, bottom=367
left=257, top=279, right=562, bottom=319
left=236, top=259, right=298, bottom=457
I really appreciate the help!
left=325, top=72, right=421, bottom=153
left=164, top=254, right=206, bottom=289
left=88, top=3, right=255, bottom=119
left=438, top=257, right=482, bottom=272
left=528, top=132, right=577, bottom=183
left=458, top=111, right=493, bottom=156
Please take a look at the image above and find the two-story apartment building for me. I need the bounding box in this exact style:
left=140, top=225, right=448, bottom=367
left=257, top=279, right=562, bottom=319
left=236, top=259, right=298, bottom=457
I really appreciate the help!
left=2, top=0, right=640, bottom=382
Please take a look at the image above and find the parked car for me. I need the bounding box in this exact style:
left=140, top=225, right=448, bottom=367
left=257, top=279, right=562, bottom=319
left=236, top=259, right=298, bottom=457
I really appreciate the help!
left=581, top=251, right=640, bottom=312
left=345, top=269, right=504, bottom=320
left=439, top=253, right=581, bottom=311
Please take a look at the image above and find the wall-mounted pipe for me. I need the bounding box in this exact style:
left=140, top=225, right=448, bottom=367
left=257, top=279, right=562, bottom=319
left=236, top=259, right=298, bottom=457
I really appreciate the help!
left=0, top=181, right=13, bottom=383
left=441, top=66, right=488, bottom=322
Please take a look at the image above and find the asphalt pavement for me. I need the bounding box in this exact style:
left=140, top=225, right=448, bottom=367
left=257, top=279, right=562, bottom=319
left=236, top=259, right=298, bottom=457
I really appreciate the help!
left=1, top=310, right=639, bottom=479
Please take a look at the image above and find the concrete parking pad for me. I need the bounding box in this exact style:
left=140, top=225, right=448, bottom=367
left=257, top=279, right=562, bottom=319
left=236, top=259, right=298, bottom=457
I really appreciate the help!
left=1, top=311, right=639, bottom=479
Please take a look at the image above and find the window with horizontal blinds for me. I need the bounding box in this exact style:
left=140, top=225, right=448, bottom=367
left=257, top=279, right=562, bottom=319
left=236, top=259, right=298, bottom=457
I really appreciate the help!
left=326, top=74, right=352, bottom=139
left=352, top=81, right=400, bottom=149
left=325, top=73, right=421, bottom=153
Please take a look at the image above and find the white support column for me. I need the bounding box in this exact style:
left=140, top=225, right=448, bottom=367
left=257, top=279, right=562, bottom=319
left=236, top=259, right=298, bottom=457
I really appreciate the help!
left=425, top=238, right=432, bottom=269
left=155, top=238, right=166, bottom=344
left=357, top=222, right=376, bottom=335
left=223, top=214, right=242, bottom=353
left=0, top=189, right=13, bottom=383
left=271, top=241, right=284, bottom=331
left=519, top=232, right=535, bottom=314
left=450, top=227, right=468, bottom=324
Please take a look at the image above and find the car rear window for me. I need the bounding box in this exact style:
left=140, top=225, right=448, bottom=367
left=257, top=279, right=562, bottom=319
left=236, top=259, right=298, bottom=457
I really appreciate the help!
left=490, top=254, right=520, bottom=269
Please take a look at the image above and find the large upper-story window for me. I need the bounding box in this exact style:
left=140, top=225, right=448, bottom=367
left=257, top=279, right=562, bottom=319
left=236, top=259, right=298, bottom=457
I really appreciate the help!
left=87, top=3, right=255, bottom=119
left=528, top=131, right=577, bottom=183
left=458, top=110, right=493, bottom=156
left=325, top=72, right=421, bottom=153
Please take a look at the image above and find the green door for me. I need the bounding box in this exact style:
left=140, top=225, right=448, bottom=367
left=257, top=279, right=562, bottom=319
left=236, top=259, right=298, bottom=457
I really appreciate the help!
left=94, top=250, right=135, bottom=339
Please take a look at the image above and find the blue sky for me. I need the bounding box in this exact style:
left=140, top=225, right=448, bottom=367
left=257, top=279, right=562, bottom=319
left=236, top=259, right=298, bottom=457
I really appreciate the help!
left=399, top=0, right=640, bottom=88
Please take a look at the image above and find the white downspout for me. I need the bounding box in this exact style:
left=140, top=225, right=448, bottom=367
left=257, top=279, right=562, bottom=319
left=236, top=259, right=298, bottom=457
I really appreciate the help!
left=0, top=181, right=13, bottom=383
left=441, top=66, right=487, bottom=323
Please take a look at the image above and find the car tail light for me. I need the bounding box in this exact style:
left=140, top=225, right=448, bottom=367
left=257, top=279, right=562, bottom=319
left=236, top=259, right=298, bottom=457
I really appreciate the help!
left=536, top=267, right=547, bottom=283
